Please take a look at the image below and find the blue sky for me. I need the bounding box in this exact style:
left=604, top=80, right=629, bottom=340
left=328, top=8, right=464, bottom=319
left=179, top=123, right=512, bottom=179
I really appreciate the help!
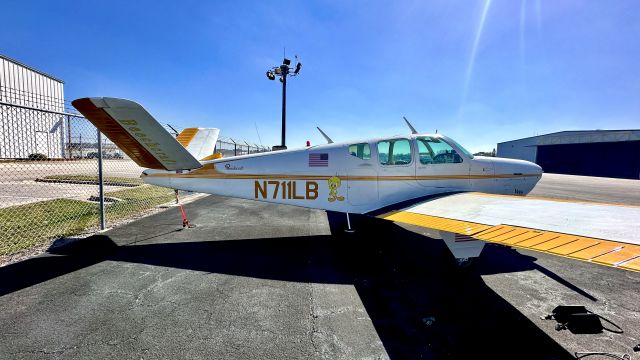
left=3, top=0, right=639, bottom=152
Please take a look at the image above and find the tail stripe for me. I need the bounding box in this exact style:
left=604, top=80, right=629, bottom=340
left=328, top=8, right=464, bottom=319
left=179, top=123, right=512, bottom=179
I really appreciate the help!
left=72, top=97, right=202, bottom=171
left=72, top=98, right=164, bottom=169
left=176, top=128, right=199, bottom=147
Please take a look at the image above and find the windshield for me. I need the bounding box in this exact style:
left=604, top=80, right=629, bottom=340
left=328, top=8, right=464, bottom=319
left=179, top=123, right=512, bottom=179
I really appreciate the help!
left=442, top=137, right=474, bottom=159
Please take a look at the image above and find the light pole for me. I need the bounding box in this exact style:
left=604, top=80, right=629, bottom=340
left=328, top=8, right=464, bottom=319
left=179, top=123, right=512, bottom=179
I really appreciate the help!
left=266, top=57, right=302, bottom=150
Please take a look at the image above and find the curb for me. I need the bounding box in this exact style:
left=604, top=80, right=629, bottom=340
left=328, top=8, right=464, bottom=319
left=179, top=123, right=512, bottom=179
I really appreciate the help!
left=35, top=178, right=140, bottom=187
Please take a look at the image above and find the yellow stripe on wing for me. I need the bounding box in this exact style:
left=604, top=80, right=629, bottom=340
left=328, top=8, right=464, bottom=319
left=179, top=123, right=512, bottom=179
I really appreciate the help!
left=379, top=211, right=640, bottom=273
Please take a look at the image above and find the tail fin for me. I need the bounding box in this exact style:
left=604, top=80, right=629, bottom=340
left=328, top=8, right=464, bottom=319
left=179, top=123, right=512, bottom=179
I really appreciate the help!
left=176, top=128, right=220, bottom=160
left=72, top=97, right=202, bottom=171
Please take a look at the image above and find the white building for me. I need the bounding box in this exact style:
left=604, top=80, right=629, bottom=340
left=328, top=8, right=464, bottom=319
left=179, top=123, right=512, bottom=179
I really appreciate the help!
left=0, top=54, right=66, bottom=159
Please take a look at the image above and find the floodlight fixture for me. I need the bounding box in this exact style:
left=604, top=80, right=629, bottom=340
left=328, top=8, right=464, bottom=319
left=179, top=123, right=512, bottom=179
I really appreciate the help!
left=265, top=54, right=303, bottom=149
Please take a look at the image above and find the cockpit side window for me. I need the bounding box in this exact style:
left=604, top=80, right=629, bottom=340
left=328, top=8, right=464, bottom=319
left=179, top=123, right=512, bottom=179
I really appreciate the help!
left=417, top=136, right=462, bottom=164
left=377, top=139, right=412, bottom=165
left=348, top=143, right=371, bottom=160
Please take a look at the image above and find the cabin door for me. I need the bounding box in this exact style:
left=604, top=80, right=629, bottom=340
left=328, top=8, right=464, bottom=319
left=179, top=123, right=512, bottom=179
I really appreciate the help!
left=345, top=142, right=378, bottom=206
left=415, top=136, right=470, bottom=193
left=375, top=138, right=418, bottom=206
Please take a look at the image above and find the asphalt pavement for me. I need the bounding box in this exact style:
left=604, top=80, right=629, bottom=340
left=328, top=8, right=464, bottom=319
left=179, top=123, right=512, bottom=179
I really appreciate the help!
left=530, top=173, right=640, bottom=205
left=1, top=175, right=639, bottom=359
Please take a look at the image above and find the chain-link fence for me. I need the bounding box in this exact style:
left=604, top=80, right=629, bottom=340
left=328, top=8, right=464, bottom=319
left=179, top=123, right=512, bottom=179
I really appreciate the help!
left=0, top=87, right=267, bottom=258
left=215, top=137, right=270, bottom=157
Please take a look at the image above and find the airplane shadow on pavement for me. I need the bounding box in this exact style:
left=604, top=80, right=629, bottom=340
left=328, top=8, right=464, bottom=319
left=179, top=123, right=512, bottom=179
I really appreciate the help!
left=0, top=213, right=579, bottom=359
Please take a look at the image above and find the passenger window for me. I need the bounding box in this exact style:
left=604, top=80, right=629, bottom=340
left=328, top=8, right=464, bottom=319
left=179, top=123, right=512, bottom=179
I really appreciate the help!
left=377, top=139, right=412, bottom=165
left=417, top=136, right=462, bottom=164
left=348, top=143, right=371, bottom=160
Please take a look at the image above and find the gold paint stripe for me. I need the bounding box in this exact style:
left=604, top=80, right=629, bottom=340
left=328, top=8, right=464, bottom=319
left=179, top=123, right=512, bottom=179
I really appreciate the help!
left=380, top=212, right=491, bottom=235
left=382, top=211, right=639, bottom=273
left=547, top=238, right=600, bottom=255
left=176, top=128, right=198, bottom=147
left=488, top=228, right=532, bottom=243
left=531, top=236, right=578, bottom=251
left=500, top=231, right=545, bottom=245
left=146, top=171, right=540, bottom=182
left=568, top=242, right=622, bottom=260
left=475, top=226, right=519, bottom=241
left=71, top=98, right=166, bottom=170
left=515, top=233, right=560, bottom=248
left=473, top=225, right=511, bottom=238
left=591, top=245, right=640, bottom=266
left=200, top=153, right=223, bottom=161
left=620, top=257, right=640, bottom=272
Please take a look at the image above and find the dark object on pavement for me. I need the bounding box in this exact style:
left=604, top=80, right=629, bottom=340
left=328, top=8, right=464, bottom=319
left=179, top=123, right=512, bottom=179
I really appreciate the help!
left=543, top=305, right=624, bottom=334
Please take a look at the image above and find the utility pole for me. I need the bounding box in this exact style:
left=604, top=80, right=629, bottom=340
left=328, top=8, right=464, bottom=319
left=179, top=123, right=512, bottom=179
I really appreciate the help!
left=281, top=68, right=287, bottom=148
left=266, top=57, right=302, bottom=150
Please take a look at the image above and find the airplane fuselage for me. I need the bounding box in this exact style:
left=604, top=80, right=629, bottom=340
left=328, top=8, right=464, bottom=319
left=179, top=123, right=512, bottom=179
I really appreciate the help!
left=143, top=134, right=542, bottom=214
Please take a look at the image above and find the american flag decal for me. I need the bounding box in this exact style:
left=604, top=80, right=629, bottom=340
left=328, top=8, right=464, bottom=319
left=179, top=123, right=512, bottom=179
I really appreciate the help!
left=309, top=153, right=329, bottom=167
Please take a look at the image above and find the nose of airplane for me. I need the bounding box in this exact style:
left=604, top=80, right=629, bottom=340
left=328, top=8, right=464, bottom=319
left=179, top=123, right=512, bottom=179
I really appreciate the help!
left=530, top=161, right=543, bottom=176
left=493, top=158, right=543, bottom=177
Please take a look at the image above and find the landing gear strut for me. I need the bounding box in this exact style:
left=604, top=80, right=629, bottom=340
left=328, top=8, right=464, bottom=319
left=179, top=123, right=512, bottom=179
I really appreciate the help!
left=345, top=212, right=355, bottom=233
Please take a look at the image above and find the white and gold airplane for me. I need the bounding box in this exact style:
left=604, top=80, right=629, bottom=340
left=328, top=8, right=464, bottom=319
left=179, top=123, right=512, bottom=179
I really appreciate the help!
left=72, top=97, right=640, bottom=273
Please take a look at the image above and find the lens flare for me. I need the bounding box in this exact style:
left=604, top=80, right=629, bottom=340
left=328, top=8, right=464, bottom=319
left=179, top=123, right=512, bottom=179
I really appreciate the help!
left=535, top=0, right=542, bottom=32
left=520, top=0, right=527, bottom=66
left=462, top=0, right=492, bottom=103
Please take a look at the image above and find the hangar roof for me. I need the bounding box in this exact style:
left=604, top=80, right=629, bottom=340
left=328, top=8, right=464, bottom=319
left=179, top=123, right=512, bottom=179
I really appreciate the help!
left=0, top=54, right=64, bottom=84
left=498, top=130, right=640, bottom=147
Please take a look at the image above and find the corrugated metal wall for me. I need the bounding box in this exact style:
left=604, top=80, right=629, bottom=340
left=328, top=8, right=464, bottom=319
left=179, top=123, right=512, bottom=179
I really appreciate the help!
left=497, top=137, right=538, bottom=162
left=0, top=56, right=65, bottom=159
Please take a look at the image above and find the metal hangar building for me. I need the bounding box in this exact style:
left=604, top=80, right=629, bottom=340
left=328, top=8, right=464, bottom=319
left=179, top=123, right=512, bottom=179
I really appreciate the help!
left=0, top=54, right=65, bottom=159
left=497, top=130, right=640, bottom=179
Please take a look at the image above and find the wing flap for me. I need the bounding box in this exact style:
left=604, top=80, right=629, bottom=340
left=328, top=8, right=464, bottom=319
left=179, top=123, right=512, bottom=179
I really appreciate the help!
left=378, top=193, right=640, bottom=272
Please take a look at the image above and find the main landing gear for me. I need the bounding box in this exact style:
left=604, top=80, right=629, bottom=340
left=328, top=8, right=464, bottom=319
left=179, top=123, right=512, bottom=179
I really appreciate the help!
left=345, top=212, right=355, bottom=233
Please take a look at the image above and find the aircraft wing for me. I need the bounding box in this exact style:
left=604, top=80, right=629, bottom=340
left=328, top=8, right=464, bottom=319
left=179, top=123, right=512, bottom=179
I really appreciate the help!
left=377, top=192, right=640, bottom=272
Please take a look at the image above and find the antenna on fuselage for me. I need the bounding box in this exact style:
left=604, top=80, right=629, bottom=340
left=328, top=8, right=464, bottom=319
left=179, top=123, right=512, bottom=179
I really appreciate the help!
left=165, top=124, right=179, bottom=138
left=316, top=127, right=334, bottom=144
left=403, top=116, right=418, bottom=134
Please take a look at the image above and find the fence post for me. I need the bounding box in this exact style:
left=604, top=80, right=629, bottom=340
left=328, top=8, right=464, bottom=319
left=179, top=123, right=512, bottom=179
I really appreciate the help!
left=66, top=115, right=72, bottom=159
left=97, top=129, right=106, bottom=230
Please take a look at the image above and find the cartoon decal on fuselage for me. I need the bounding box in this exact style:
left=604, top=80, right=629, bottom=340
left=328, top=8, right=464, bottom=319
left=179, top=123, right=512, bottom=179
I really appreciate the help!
left=327, top=176, right=345, bottom=202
